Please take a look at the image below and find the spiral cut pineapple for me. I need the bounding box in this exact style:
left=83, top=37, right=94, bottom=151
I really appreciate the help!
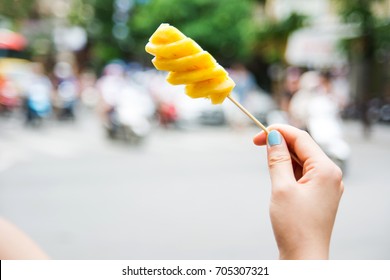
left=145, top=23, right=235, bottom=104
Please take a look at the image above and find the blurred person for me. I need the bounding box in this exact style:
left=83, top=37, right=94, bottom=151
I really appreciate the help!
left=97, top=63, right=154, bottom=142
left=0, top=74, right=20, bottom=116
left=288, top=71, right=321, bottom=130
left=280, top=66, right=301, bottom=113
left=319, top=69, right=349, bottom=111
left=228, top=64, right=258, bottom=129
left=230, top=64, right=257, bottom=103
left=147, top=71, right=182, bottom=128
left=23, top=63, right=53, bottom=125
left=289, top=71, right=350, bottom=169
left=53, top=61, right=79, bottom=120
left=156, top=100, right=177, bottom=128
left=112, top=80, right=154, bottom=142
left=253, top=125, right=344, bottom=259
left=96, top=62, right=127, bottom=136
left=79, top=70, right=99, bottom=109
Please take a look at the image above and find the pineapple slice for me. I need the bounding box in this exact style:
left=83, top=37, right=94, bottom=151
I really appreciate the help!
left=152, top=51, right=216, bottom=72
left=148, top=23, right=186, bottom=44
left=186, top=76, right=235, bottom=104
left=145, top=23, right=235, bottom=104
left=167, top=64, right=227, bottom=85
left=146, top=37, right=202, bottom=59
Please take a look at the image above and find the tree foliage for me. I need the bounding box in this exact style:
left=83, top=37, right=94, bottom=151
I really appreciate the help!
left=337, top=0, right=390, bottom=135
left=0, top=0, right=35, bottom=19
left=0, top=0, right=37, bottom=28
left=338, top=0, right=390, bottom=58
left=254, top=12, right=307, bottom=63
left=130, top=0, right=256, bottom=65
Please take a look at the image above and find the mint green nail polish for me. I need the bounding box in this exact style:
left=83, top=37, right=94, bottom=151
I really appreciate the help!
left=268, top=130, right=282, bottom=146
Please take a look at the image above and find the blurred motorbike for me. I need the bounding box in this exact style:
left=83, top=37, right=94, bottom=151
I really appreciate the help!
left=307, top=94, right=350, bottom=171
left=105, top=83, right=154, bottom=144
left=25, top=85, right=52, bottom=125
left=24, top=71, right=53, bottom=125
left=0, top=79, right=20, bottom=115
left=156, top=101, right=177, bottom=128
left=55, top=80, right=78, bottom=120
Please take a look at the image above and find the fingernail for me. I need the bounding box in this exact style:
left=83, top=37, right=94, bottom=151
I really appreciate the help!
left=267, top=130, right=282, bottom=146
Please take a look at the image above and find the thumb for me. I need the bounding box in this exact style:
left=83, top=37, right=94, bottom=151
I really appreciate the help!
left=267, top=130, right=296, bottom=189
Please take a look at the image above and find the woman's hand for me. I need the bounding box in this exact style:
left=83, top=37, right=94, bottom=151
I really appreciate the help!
left=253, top=125, right=344, bottom=259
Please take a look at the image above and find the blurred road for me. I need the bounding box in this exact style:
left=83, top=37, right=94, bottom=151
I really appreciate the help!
left=0, top=111, right=389, bottom=259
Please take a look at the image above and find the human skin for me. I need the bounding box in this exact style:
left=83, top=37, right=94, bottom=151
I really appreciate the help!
left=0, top=217, right=48, bottom=259
left=253, top=125, right=344, bottom=259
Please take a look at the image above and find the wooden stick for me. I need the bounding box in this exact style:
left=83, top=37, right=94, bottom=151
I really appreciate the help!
left=227, top=95, right=302, bottom=167
left=290, top=152, right=302, bottom=167
left=227, top=95, right=268, bottom=134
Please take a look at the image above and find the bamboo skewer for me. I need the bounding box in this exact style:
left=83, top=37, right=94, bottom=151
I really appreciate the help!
left=227, top=95, right=268, bottom=134
left=227, top=95, right=302, bottom=167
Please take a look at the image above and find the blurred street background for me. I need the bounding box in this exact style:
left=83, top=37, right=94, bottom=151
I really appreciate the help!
left=0, top=0, right=390, bottom=259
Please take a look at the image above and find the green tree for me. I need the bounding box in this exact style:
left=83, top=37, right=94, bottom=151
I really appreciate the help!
left=68, top=0, right=128, bottom=70
left=130, top=0, right=256, bottom=66
left=0, top=0, right=36, bottom=20
left=248, top=11, right=306, bottom=94
left=338, top=0, right=390, bottom=136
left=0, top=0, right=37, bottom=29
left=254, top=12, right=307, bottom=64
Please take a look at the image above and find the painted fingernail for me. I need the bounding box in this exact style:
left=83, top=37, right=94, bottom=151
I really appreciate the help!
left=267, top=130, right=282, bottom=146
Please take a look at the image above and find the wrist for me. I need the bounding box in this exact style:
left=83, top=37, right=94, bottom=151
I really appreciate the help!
left=278, top=242, right=329, bottom=260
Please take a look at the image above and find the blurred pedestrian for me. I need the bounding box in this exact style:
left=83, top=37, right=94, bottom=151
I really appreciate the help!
left=96, top=62, right=127, bottom=133
left=280, top=66, right=301, bottom=113
left=79, top=70, right=99, bottom=109
left=230, top=63, right=257, bottom=103
left=228, top=64, right=258, bottom=129
left=24, top=63, right=53, bottom=124
left=289, top=71, right=350, bottom=169
left=288, top=71, right=321, bottom=130
left=53, top=61, right=79, bottom=120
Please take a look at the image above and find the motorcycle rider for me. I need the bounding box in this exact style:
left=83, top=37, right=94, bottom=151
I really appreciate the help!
left=96, top=62, right=127, bottom=137
left=289, top=71, right=350, bottom=170
left=24, top=63, right=53, bottom=125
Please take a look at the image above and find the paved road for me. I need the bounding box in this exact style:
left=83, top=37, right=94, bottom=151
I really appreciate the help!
left=0, top=112, right=389, bottom=259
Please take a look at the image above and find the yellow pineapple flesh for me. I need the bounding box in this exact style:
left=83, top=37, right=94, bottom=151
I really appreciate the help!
left=145, top=23, right=235, bottom=104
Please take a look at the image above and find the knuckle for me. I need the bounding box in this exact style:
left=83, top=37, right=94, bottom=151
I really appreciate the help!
left=321, top=162, right=343, bottom=185
left=299, top=129, right=311, bottom=140
left=268, top=153, right=291, bottom=168
left=339, top=181, right=345, bottom=195
left=328, top=164, right=343, bottom=182
left=333, top=165, right=343, bottom=182
left=300, top=129, right=310, bottom=137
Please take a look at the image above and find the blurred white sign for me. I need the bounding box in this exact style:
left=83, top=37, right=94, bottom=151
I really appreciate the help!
left=285, top=22, right=355, bottom=68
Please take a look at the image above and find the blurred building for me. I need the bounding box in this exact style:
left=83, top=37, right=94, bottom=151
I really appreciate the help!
left=266, top=0, right=348, bottom=68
